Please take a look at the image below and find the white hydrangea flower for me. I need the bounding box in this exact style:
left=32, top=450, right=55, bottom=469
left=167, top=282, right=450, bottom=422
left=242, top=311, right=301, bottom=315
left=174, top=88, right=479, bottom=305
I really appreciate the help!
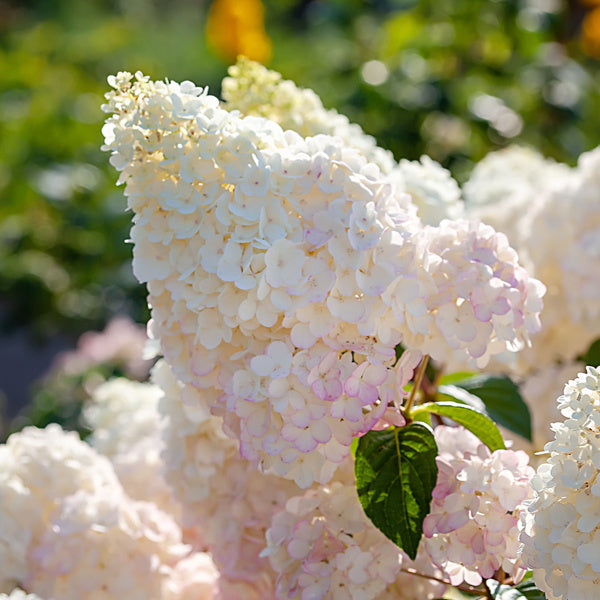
left=84, top=377, right=179, bottom=515
left=423, top=426, right=534, bottom=587
left=162, top=552, right=219, bottom=600
left=222, top=57, right=395, bottom=173
left=463, top=145, right=600, bottom=373
left=26, top=487, right=193, bottom=600
left=0, top=423, right=123, bottom=591
left=520, top=366, right=600, bottom=600
left=390, top=155, right=464, bottom=225
left=102, top=71, right=543, bottom=487
left=262, top=472, right=405, bottom=600
left=1, top=422, right=216, bottom=599
left=0, top=591, right=44, bottom=600
left=155, top=359, right=297, bottom=596
left=502, top=362, right=585, bottom=460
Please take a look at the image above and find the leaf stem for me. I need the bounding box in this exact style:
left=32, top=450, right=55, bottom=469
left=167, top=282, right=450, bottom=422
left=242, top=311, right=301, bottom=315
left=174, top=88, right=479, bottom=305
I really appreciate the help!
left=403, top=354, right=430, bottom=417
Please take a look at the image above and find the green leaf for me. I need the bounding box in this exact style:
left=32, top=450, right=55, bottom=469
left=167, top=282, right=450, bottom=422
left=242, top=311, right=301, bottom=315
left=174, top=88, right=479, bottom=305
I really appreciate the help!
left=515, top=574, right=547, bottom=600
left=437, top=383, right=487, bottom=413
left=350, top=436, right=359, bottom=457
left=419, top=400, right=505, bottom=452
left=355, top=423, right=438, bottom=560
left=486, top=578, right=547, bottom=600
left=450, top=374, right=531, bottom=441
left=579, top=337, right=600, bottom=367
left=438, top=371, right=477, bottom=385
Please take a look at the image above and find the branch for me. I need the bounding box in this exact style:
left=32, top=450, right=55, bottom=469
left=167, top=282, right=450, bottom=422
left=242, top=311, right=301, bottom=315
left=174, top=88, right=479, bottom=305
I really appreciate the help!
left=403, top=354, right=430, bottom=416
left=399, top=567, right=486, bottom=596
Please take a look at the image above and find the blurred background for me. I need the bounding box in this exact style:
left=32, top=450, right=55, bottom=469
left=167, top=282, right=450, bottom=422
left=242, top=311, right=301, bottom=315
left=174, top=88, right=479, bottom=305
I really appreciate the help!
left=1, top=0, right=600, bottom=438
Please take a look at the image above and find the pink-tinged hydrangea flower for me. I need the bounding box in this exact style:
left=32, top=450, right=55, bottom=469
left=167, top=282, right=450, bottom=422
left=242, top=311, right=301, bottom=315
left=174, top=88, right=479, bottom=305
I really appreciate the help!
left=84, top=377, right=180, bottom=517
left=423, top=426, right=534, bottom=587
left=155, top=360, right=297, bottom=596
left=25, top=488, right=191, bottom=600
left=51, top=315, right=153, bottom=380
left=262, top=475, right=404, bottom=600
left=376, top=546, right=447, bottom=600
left=0, top=425, right=122, bottom=592
left=519, top=366, right=600, bottom=600
left=463, top=145, right=600, bottom=374
left=102, top=70, right=543, bottom=487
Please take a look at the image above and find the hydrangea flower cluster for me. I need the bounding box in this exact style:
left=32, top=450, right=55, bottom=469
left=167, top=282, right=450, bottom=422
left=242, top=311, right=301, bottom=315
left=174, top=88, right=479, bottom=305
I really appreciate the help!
left=84, top=377, right=180, bottom=516
left=155, top=360, right=298, bottom=598
left=520, top=366, right=600, bottom=600
left=423, top=426, right=534, bottom=587
left=389, top=156, right=464, bottom=226
left=263, top=475, right=444, bottom=600
left=0, top=424, right=218, bottom=600
left=102, top=70, right=544, bottom=488
left=463, top=145, right=600, bottom=372
left=222, top=57, right=396, bottom=174
left=224, top=59, right=463, bottom=226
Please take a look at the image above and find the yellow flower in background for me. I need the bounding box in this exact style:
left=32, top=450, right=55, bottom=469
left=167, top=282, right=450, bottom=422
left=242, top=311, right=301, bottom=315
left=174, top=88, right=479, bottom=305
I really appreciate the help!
left=206, top=0, right=272, bottom=64
left=582, top=7, right=600, bottom=57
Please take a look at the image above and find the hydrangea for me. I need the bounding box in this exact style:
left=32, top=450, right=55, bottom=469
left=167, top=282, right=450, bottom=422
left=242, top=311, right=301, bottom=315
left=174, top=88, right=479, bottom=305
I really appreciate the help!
left=155, top=360, right=297, bottom=596
left=222, top=57, right=395, bottom=173
left=390, top=156, right=463, bottom=225
left=102, top=70, right=543, bottom=487
left=52, top=315, right=153, bottom=380
left=84, top=377, right=179, bottom=515
left=26, top=488, right=187, bottom=600
left=0, top=422, right=217, bottom=600
left=519, top=366, right=600, bottom=600
left=0, top=591, right=44, bottom=600
left=0, top=425, right=121, bottom=591
left=503, top=362, right=585, bottom=459
left=423, top=426, right=534, bottom=586
left=463, top=145, right=600, bottom=372
left=262, top=474, right=405, bottom=600
left=163, top=553, right=219, bottom=600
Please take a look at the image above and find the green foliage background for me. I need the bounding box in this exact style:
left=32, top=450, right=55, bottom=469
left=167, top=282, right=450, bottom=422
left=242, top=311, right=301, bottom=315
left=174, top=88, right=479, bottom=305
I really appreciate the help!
left=1, top=0, right=599, bottom=426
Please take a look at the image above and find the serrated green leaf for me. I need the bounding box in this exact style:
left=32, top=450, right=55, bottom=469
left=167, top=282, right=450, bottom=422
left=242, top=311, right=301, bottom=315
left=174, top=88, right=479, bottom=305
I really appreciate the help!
left=486, top=578, right=546, bottom=600
left=451, top=374, right=531, bottom=441
left=422, top=401, right=505, bottom=451
left=355, top=423, right=438, bottom=560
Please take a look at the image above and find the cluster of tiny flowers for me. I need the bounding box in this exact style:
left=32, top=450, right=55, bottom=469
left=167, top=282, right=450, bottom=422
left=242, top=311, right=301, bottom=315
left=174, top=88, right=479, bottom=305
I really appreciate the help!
left=262, top=474, right=408, bottom=600
left=519, top=366, right=600, bottom=600
left=84, top=377, right=180, bottom=516
left=224, top=59, right=464, bottom=227
left=102, top=70, right=543, bottom=487
left=155, top=359, right=297, bottom=598
left=222, top=57, right=396, bottom=173
left=389, top=155, right=464, bottom=226
left=0, top=424, right=218, bottom=599
left=423, top=426, right=534, bottom=587
left=502, top=362, right=585, bottom=459
left=463, top=145, right=600, bottom=372
left=0, top=422, right=122, bottom=591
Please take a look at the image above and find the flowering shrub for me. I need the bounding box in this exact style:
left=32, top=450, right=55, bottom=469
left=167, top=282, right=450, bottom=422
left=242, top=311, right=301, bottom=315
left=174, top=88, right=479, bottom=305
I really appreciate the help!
left=3, top=58, right=600, bottom=599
